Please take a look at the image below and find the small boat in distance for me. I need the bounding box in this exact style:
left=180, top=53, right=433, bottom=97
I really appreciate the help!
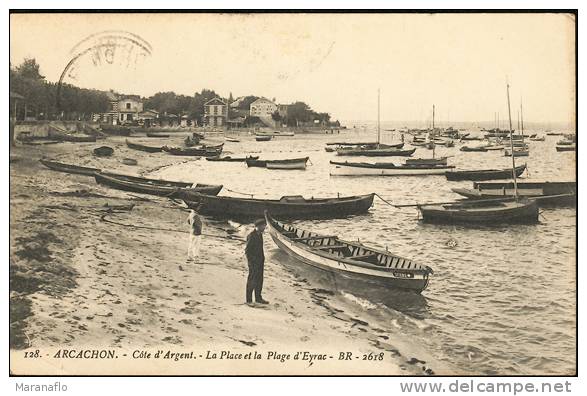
left=255, top=135, right=273, bottom=142
left=460, top=145, right=489, bottom=152
left=335, top=147, right=416, bottom=157
left=246, top=157, right=309, bottom=170
left=264, top=212, right=433, bottom=293
left=407, top=82, right=539, bottom=225
left=146, top=132, right=171, bottom=138
left=206, top=155, right=259, bottom=162
left=556, top=144, right=576, bottom=152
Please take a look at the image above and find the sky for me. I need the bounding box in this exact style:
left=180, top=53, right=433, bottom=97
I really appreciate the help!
left=10, top=12, right=576, bottom=124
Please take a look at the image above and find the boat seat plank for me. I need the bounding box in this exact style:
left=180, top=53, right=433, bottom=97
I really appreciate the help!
left=352, top=253, right=379, bottom=261
left=316, top=245, right=347, bottom=251
left=291, top=235, right=336, bottom=241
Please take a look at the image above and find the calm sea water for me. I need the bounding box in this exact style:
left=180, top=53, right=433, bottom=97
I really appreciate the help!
left=155, top=125, right=576, bottom=375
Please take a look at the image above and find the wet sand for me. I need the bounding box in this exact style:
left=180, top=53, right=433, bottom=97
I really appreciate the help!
left=9, top=136, right=435, bottom=375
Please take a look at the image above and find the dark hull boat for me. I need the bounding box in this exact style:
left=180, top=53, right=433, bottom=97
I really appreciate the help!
left=183, top=193, right=375, bottom=220
left=265, top=212, right=432, bottom=293
left=206, top=155, right=259, bottom=162
left=125, top=139, right=163, bottom=153
left=146, top=132, right=171, bottom=138
left=246, top=157, right=309, bottom=170
left=255, top=135, right=273, bottom=142
left=163, top=145, right=223, bottom=157
left=100, top=124, right=131, bottom=136
left=418, top=199, right=539, bottom=225
left=99, top=172, right=193, bottom=188
left=460, top=145, right=488, bottom=152
left=326, top=141, right=379, bottom=146
left=93, top=146, right=114, bottom=157
left=336, top=147, right=416, bottom=157
left=452, top=181, right=576, bottom=206
left=330, top=160, right=454, bottom=176
left=94, top=173, right=222, bottom=197
left=445, top=164, right=526, bottom=181
left=556, top=145, right=576, bottom=152
left=40, top=159, right=100, bottom=176
left=405, top=157, right=448, bottom=166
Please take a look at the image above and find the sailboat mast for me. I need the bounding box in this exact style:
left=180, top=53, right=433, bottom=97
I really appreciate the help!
left=377, top=89, right=381, bottom=146
left=506, top=83, right=519, bottom=200
left=520, top=99, right=525, bottom=143
left=432, top=104, right=436, bottom=159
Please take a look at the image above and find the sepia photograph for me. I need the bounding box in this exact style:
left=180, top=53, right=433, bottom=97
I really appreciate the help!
left=8, top=10, right=576, bottom=377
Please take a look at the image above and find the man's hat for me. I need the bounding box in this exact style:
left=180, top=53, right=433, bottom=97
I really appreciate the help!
left=254, top=218, right=266, bottom=226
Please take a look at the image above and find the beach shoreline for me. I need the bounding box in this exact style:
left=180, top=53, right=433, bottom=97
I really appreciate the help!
left=9, top=138, right=439, bottom=375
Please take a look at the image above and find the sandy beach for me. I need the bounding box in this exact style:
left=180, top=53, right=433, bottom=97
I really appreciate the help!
left=9, top=137, right=438, bottom=375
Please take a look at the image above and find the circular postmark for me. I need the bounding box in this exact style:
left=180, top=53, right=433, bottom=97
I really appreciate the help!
left=57, top=30, right=152, bottom=111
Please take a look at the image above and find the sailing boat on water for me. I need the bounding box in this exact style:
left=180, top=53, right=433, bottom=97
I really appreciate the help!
left=406, top=105, right=450, bottom=166
left=505, top=99, right=530, bottom=157
left=335, top=90, right=415, bottom=157
left=406, top=83, right=539, bottom=225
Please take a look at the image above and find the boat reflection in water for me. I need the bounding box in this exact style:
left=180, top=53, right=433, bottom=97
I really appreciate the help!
left=269, top=249, right=430, bottom=320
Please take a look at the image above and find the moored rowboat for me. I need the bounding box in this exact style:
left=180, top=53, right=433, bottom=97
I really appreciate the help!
left=264, top=212, right=433, bottom=293
left=445, top=164, right=526, bottom=181
left=418, top=199, right=539, bottom=224
left=183, top=193, right=374, bottom=220
left=330, top=160, right=454, bottom=176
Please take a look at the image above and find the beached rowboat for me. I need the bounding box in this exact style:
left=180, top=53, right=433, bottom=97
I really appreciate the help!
left=183, top=193, right=374, bottom=220
left=556, top=145, right=576, bottom=152
left=246, top=157, right=309, bottom=170
left=255, top=135, right=273, bottom=142
left=330, top=160, right=454, bottom=176
left=146, top=132, right=171, bottom=138
left=163, top=145, right=222, bottom=157
left=265, top=212, right=433, bottom=293
left=125, top=139, right=164, bottom=153
left=40, top=159, right=100, bottom=176
left=206, top=155, right=259, bottom=162
left=94, top=173, right=222, bottom=197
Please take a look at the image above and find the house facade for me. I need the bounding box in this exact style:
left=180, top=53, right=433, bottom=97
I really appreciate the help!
left=204, top=97, right=228, bottom=127
left=93, top=92, right=144, bottom=124
left=250, top=98, right=278, bottom=117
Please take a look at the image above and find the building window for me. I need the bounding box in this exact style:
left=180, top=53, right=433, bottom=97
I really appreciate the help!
left=126, top=103, right=131, bottom=110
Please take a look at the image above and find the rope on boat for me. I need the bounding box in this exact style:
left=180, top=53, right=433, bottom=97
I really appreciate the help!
left=99, top=213, right=246, bottom=243
left=224, top=188, right=254, bottom=198
left=374, top=193, right=394, bottom=207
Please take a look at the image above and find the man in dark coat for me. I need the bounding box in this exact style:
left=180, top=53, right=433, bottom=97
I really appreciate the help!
left=245, top=219, right=268, bottom=305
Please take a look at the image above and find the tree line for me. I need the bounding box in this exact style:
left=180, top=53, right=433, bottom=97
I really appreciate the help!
left=10, top=58, right=339, bottom=126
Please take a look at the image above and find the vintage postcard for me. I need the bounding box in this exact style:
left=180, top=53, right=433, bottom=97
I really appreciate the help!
left=9, top=11, right=576, bottom=376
